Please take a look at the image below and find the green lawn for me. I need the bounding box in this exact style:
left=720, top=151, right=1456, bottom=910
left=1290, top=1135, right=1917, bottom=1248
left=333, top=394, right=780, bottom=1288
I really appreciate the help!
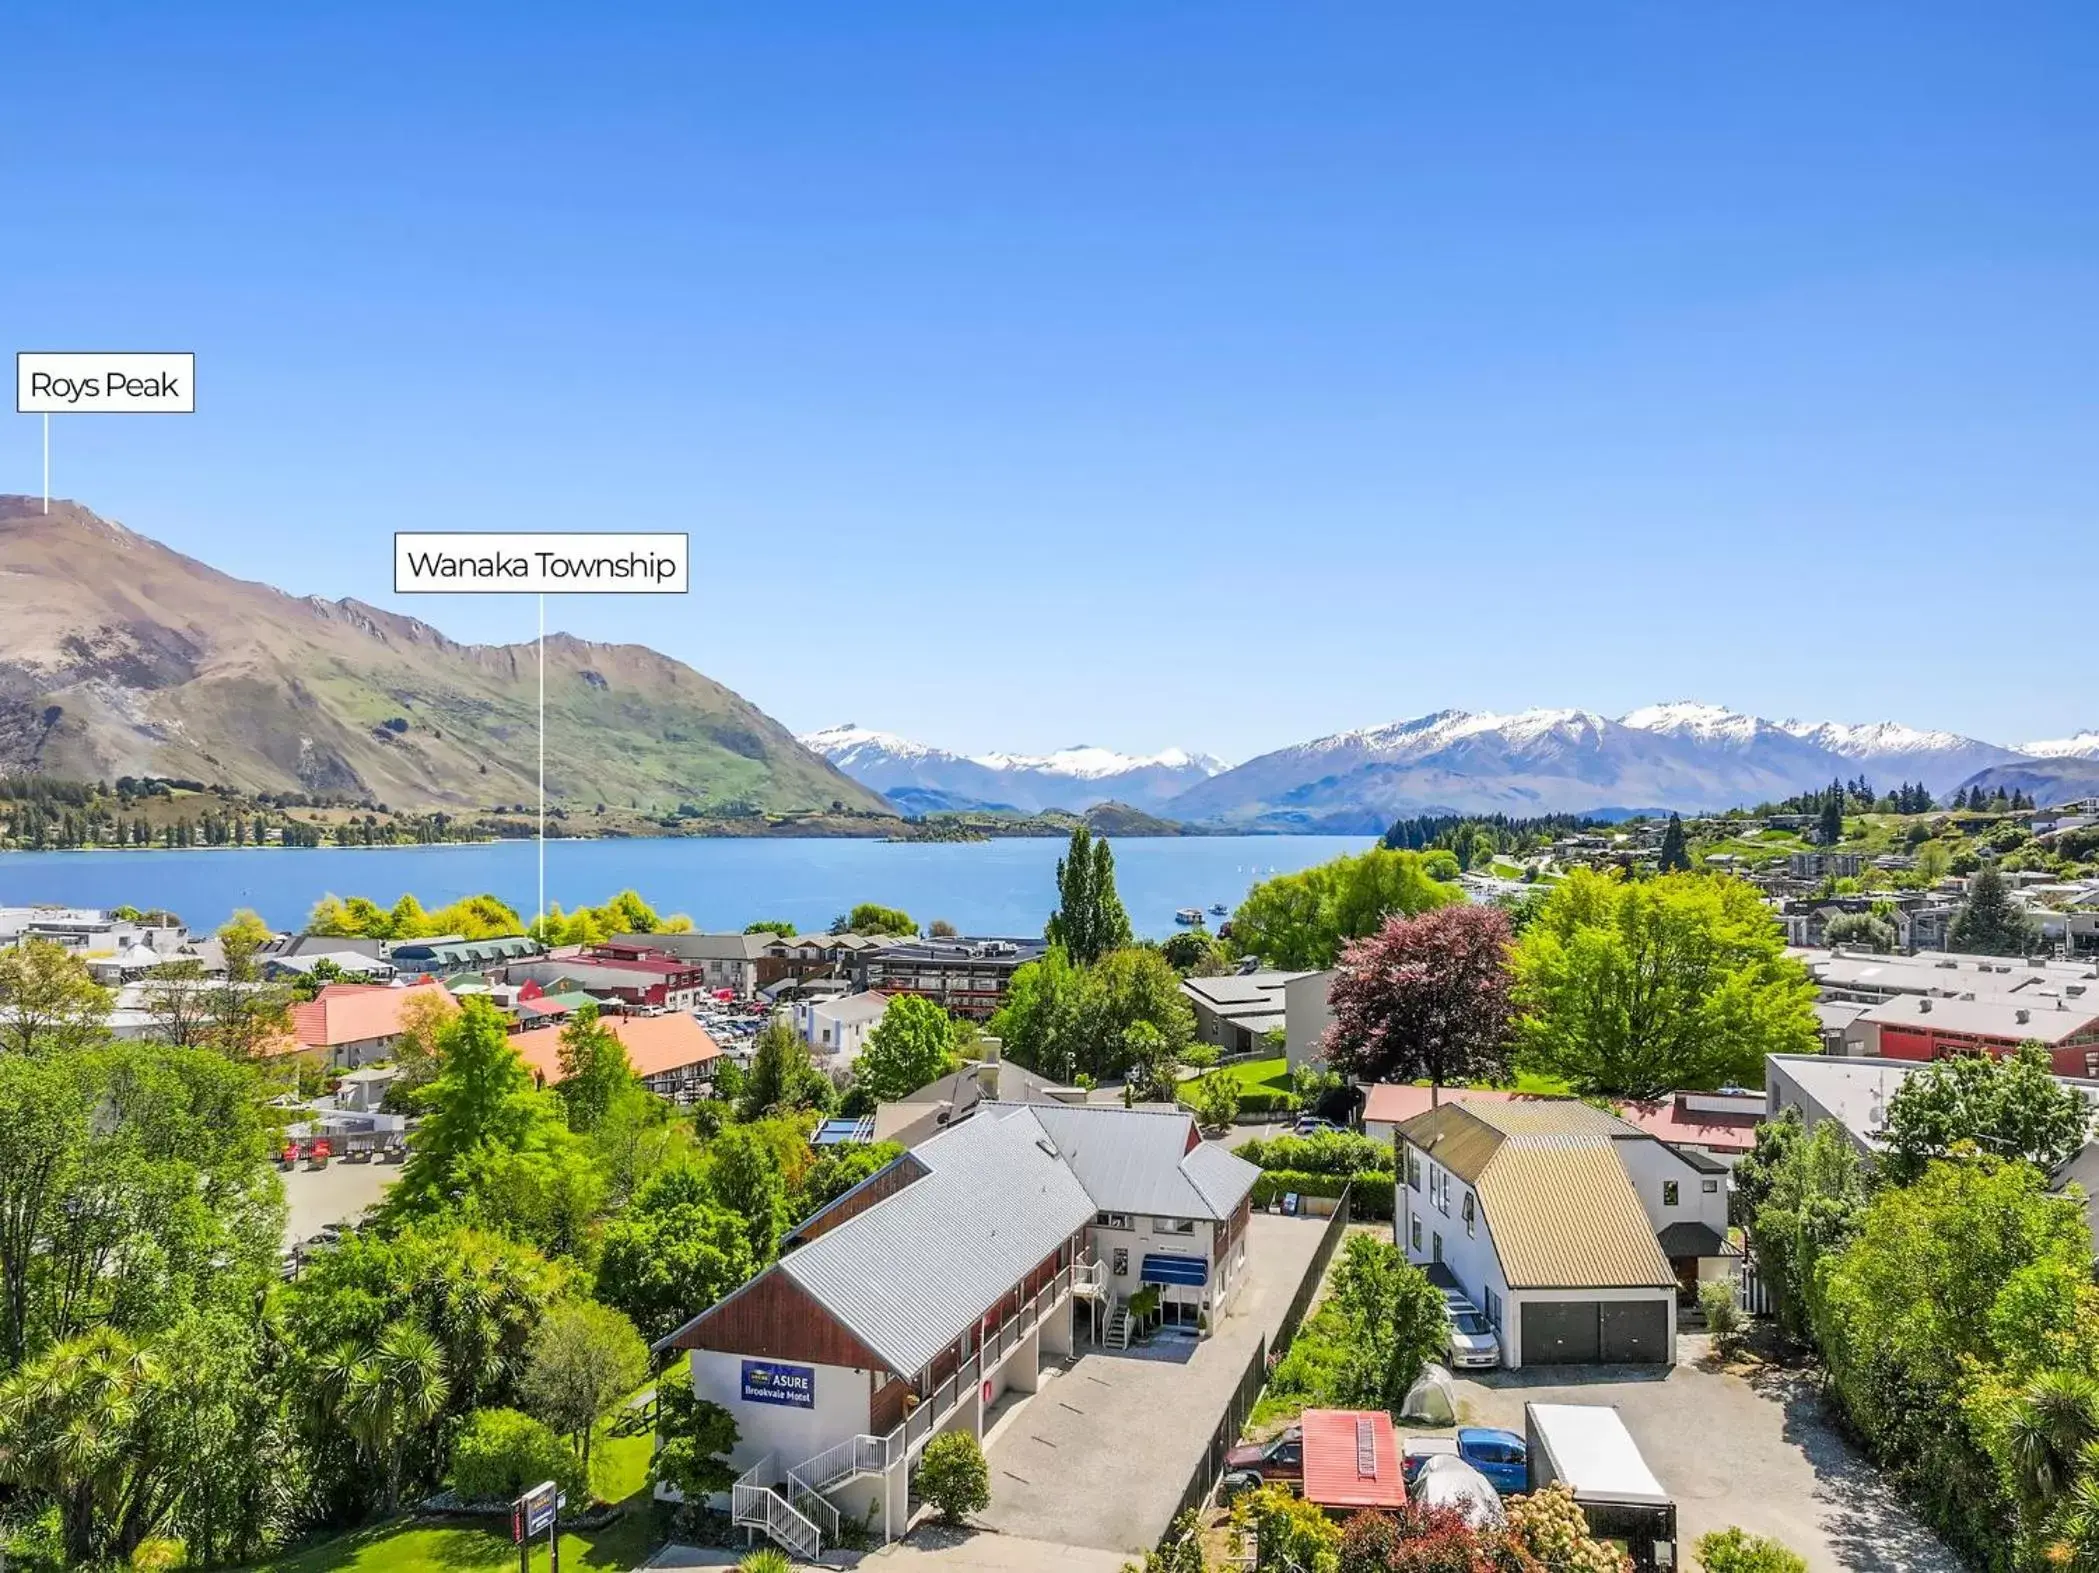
left=251, top=1507, right=666, bottom=1573
left=1221, top=1056, right=1292, bottom=1096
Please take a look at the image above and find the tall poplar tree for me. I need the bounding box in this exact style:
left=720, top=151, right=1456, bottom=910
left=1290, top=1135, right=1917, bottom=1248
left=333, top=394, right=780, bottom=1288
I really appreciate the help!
left=1657, top=813, right=1691, bottom=873
left=1045, top=827, right=1132, bottom=965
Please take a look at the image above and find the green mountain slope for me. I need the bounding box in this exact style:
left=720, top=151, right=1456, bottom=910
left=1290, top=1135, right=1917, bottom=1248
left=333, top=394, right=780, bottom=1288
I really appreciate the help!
left=0, top=496, right=887, bottom=815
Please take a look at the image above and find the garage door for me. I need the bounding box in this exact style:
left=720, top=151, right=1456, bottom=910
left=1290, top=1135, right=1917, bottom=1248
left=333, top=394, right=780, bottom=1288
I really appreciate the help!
left=1520, top=1301, right=1601, bottom=1365
left=1600, top=1300, right=1669, bottom=1363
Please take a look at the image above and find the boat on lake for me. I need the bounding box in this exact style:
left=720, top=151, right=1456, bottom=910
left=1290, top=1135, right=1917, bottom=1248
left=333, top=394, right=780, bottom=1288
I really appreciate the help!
left=1173, top=907, right=1205, bottom=925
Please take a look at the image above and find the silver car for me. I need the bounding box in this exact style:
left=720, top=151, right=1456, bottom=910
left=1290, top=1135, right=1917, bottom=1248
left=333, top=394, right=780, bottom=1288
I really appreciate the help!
left=1444, top=1298, right=1502, bottom=1370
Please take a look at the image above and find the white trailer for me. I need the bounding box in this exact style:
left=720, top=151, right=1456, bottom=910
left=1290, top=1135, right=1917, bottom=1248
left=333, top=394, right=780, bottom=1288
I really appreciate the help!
left=1523, top=1402, right=1677, bottom=1571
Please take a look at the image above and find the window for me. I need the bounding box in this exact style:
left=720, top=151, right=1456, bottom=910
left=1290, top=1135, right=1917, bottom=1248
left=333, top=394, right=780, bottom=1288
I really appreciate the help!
left=1094, top=1212, right=1132, bottom=1231
left=1111, top=1247, right=1129, bottom=1277
left=1406, top=1147, right=1422, bottom=1190
left=1483, top=1285, right=1502, bottom=1329
left=1462, top=1192, right=1476, bottom=1236
left=1410, top=1217, right=1422, bottom=1251
left=1431, top=1232, right=1443, bottom=1263
left=1702, top=1178, right=1720, bottom=1194
left=1663, top=1181, right=1680, bottom=1207
left=1154, top=1217, right=1196, bottom=1236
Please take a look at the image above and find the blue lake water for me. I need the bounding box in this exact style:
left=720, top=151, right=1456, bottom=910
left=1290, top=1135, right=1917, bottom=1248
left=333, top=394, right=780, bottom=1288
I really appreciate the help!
left=0, top=835, right=1374, bottom=937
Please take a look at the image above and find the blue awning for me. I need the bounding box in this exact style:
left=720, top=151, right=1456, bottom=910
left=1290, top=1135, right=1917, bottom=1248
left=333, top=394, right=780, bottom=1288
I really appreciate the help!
left=1140, top=1253, right=1208, bottom=1287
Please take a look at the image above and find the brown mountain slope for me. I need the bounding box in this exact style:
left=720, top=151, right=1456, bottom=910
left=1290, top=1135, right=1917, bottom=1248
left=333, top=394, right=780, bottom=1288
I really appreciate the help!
left=0, top=496, right=888, bottom=815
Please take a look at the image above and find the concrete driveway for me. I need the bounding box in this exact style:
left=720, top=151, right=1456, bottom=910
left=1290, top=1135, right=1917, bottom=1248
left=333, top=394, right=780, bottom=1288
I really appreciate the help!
left=1452, top=1337, right=1962, bottom=1573
left=977, top=1211, right=1333, bottom=1554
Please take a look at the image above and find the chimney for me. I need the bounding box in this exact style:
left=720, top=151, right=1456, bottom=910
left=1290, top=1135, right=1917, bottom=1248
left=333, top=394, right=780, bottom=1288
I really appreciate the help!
left=2017, top=1008, right=2031, bottom=1025
left=1919, top=998, right=1932, bottom=1014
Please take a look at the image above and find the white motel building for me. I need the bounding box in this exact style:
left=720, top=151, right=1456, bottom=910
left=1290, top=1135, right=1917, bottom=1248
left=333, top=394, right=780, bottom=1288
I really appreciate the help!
left=659, top=1101, right=1260, bottom=1556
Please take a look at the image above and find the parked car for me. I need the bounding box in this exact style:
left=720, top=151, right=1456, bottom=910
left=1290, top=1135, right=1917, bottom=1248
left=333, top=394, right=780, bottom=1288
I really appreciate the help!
left=1403, top=1428, right=1528, bottom=1497
left=1422, top=1262, right=1502, bottom=1369
left=1222, top=1425, right=1303, bottom=1492
left=1293, top=1114, right=1341, bottom=1136
left=1445, top=1302, right=1502, bottom=1370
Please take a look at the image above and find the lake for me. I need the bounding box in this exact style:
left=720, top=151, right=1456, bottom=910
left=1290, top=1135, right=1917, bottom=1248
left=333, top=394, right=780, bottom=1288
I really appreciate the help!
left=0, top=835, right=1374, bottom=937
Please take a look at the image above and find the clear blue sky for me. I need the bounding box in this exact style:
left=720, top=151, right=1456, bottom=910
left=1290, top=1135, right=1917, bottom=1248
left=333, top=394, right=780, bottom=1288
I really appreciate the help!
left=7, top=4, right=2095, bottom=762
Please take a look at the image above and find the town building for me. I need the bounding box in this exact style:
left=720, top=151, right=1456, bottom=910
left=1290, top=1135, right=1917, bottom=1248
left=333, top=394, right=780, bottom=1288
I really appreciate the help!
left=509, top=1011, right=724, bottom=1101
left=1862, top=992, right=2099, bottom=1078
left=1180, top=969, right=1312, bottom=1056
left=263, top=950, right=397, bottom=984
left=660, top=1100, right=1256, bottom=1555
left=617, top=931, right=784, bottom=997
left=859, top=937, right=1047, bottom=1019
left=502, top=944, right=707, bottom=1010
left=387, top=934, right=543, bottom=974
left=869, top=1051, right=1077, bottom=1148
left=791, top=991, right=891, bottom=1066
left=1395, top=1099, right=1732, bottom=1366
left=1788, top=851, right=1863, bottom=880
left=1765, top=1050, right=2099, bottom=1243
left=276, top=981, right=455, bottom=1069
left=1364, top=1084, right=1761, bottom=1166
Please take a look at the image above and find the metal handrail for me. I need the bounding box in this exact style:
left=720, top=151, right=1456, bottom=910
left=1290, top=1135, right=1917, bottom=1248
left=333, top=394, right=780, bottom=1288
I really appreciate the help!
left=785, top=1466, right=841, bottom=1541
left=784, top=1252, right=1098, bottom=1496
left=731, top=1452, right=823, bottom=1561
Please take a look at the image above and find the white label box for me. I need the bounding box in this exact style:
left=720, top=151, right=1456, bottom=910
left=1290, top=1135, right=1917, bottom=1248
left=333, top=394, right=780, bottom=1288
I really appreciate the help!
left=394, top=532, right=690, bottom=595
left=17, top=352, right=196, bottom=414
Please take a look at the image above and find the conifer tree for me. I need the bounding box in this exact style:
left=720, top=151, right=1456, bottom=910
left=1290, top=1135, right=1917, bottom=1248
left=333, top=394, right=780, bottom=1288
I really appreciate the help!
left=1657, top=813, right=1692, bottom=874
left=1948, top=863, right=2039, bottom=957
left=1045, top=827, right=1132, bottom=965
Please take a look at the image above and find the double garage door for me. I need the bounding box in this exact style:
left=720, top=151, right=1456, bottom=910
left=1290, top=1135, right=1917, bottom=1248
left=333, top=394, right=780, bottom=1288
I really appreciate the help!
left=1519, top=1298, right=1669, bottom=1365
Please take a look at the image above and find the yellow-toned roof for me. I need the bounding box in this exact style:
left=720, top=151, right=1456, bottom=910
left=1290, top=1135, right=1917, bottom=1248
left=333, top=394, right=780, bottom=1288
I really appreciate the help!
left=1397, top=1100, right=1674, bottom=1290
left=1477, top=1143, right=1674, bottom=1289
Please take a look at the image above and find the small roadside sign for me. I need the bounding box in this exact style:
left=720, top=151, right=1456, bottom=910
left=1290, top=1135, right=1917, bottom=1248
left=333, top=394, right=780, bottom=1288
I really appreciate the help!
left=514, top=1479, right=558, bottom=1541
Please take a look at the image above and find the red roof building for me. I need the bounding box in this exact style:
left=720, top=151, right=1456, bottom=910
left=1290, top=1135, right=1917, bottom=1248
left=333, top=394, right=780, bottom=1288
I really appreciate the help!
left=1300, top=1408, right=1407, bottom=1513
left=509, top=1011, right=724, bottom=1098
left=275, top=981, right=454, bottom=1069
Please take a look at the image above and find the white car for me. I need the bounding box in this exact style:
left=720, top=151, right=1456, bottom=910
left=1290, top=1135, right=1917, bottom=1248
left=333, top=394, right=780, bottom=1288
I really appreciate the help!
left=1442, top=1295, right=1502, bottom=1369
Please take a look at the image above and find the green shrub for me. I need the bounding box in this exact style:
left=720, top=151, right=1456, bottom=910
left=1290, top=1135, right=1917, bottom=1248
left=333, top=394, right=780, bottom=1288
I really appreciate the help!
left=738, top=1550, right=792, bottom=1573
left=1699, top=1276, right=1741, bottom=1352
left=1184, top=1071, right=1241, bottom=1128
left=1694, top=1526, right=1807, bottom=1573
left=1234, top=1130, right=1392, bottom=1175
left=1236, top=1088, right=1300, bottom=1116
left=450, top=1406, right=589, bottom=1506
left=915, top=1430, right=990, bottom=1523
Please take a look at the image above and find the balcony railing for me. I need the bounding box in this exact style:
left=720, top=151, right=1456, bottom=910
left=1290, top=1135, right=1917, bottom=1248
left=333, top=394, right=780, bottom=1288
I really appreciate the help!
left=792, top=1253, right=1104, bottom=1493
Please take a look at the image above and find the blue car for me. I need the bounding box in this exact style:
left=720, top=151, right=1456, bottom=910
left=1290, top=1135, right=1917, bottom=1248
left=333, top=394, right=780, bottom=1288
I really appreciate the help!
left=1453, top=1427, right=1528, bottom=1496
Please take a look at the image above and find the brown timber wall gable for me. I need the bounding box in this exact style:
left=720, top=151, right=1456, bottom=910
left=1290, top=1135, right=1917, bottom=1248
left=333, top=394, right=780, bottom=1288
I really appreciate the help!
left=668, top=1268, right=889, bottom=1373
left=786, top=1157, right=926, bottom=1247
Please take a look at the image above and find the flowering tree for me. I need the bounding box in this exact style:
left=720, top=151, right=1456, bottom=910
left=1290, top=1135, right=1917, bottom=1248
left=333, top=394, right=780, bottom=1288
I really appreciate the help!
left=1321, top=904, right=1514, bottom=1097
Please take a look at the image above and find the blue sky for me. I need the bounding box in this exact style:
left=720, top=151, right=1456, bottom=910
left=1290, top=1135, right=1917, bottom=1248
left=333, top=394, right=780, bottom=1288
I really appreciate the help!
left=6, top=4, right=2095, bottom=763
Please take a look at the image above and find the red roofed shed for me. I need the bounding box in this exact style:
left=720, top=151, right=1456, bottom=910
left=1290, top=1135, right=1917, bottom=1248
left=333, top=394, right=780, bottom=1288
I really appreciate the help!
left=1300, top=1408, right=1406, bottom=1513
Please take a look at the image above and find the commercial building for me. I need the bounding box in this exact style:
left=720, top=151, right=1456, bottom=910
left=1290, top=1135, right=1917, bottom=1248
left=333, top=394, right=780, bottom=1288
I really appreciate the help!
left=1396, top=1100, right=1732, bottom=1366
left=388, top=934, right=542, bottom=973
left=860, top=937, right=1047, bottom=1019
left=503, top=944, right=707, bottom=1010
left=1863, top=993, right=2099, bottom=1078
left=510, top=1010, right=724, bottom=1100
left=277, top=981, right=455, bottom=1069
left=617, top=931, right=784, bottom=998
left=660, top=1100, right=1257, bottom=1556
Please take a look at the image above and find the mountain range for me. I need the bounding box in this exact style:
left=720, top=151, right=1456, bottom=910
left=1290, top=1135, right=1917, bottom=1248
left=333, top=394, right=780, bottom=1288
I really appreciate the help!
left=0, top=497, right=885, bottom=816
left=798, top=724, right=1225, bottom=814
left=812, top=702, right=2099, bottom=831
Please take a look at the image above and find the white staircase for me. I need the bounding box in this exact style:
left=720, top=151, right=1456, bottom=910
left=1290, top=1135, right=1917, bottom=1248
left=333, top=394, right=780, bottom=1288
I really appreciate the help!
left=1104, top=1297, right=1134, bottom=1350
left=731, top=1454, right=824, bottom=1562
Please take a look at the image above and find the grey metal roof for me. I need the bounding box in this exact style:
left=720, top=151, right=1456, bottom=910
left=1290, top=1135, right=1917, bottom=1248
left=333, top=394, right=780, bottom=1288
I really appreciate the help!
left=778, top=1105, right=1096, bottom=1377
left=1005, top=1102, right=1259, bottom=1221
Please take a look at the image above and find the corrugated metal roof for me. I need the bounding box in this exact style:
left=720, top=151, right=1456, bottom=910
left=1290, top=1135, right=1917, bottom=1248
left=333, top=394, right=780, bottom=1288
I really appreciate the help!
left=1301, top=1409, right=1406, bottom=1511
left=1010, top=1102, right=1256, bottom=1220
left=1479, top=1144, right=1673, bottom=1289
left=1399, top=1102, right=1674, bottom=1290
left=778, top=1106, right=1095, bottom=1376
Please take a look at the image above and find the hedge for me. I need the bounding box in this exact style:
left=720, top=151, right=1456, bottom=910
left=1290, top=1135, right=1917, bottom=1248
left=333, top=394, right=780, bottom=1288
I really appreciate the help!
left=1237, top=1088, right=1301, bottom=1116
left=1250, top=1170, right=1394, bottom=1222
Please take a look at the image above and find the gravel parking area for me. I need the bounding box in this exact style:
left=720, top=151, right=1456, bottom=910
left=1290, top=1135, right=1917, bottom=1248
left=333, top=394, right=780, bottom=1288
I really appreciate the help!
left=1452, top=1337, right=1962, bottom=1573
left=977, top=1211, right=1333, bottom=1554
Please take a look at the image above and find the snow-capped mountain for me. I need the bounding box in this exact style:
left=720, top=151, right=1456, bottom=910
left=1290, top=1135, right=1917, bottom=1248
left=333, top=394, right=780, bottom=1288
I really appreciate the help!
left=799, top=724, right=1225, bottom=814
left=1163, top=703, right=2031, bottom=831
left=2020, top=731, right=2099, bottom=760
